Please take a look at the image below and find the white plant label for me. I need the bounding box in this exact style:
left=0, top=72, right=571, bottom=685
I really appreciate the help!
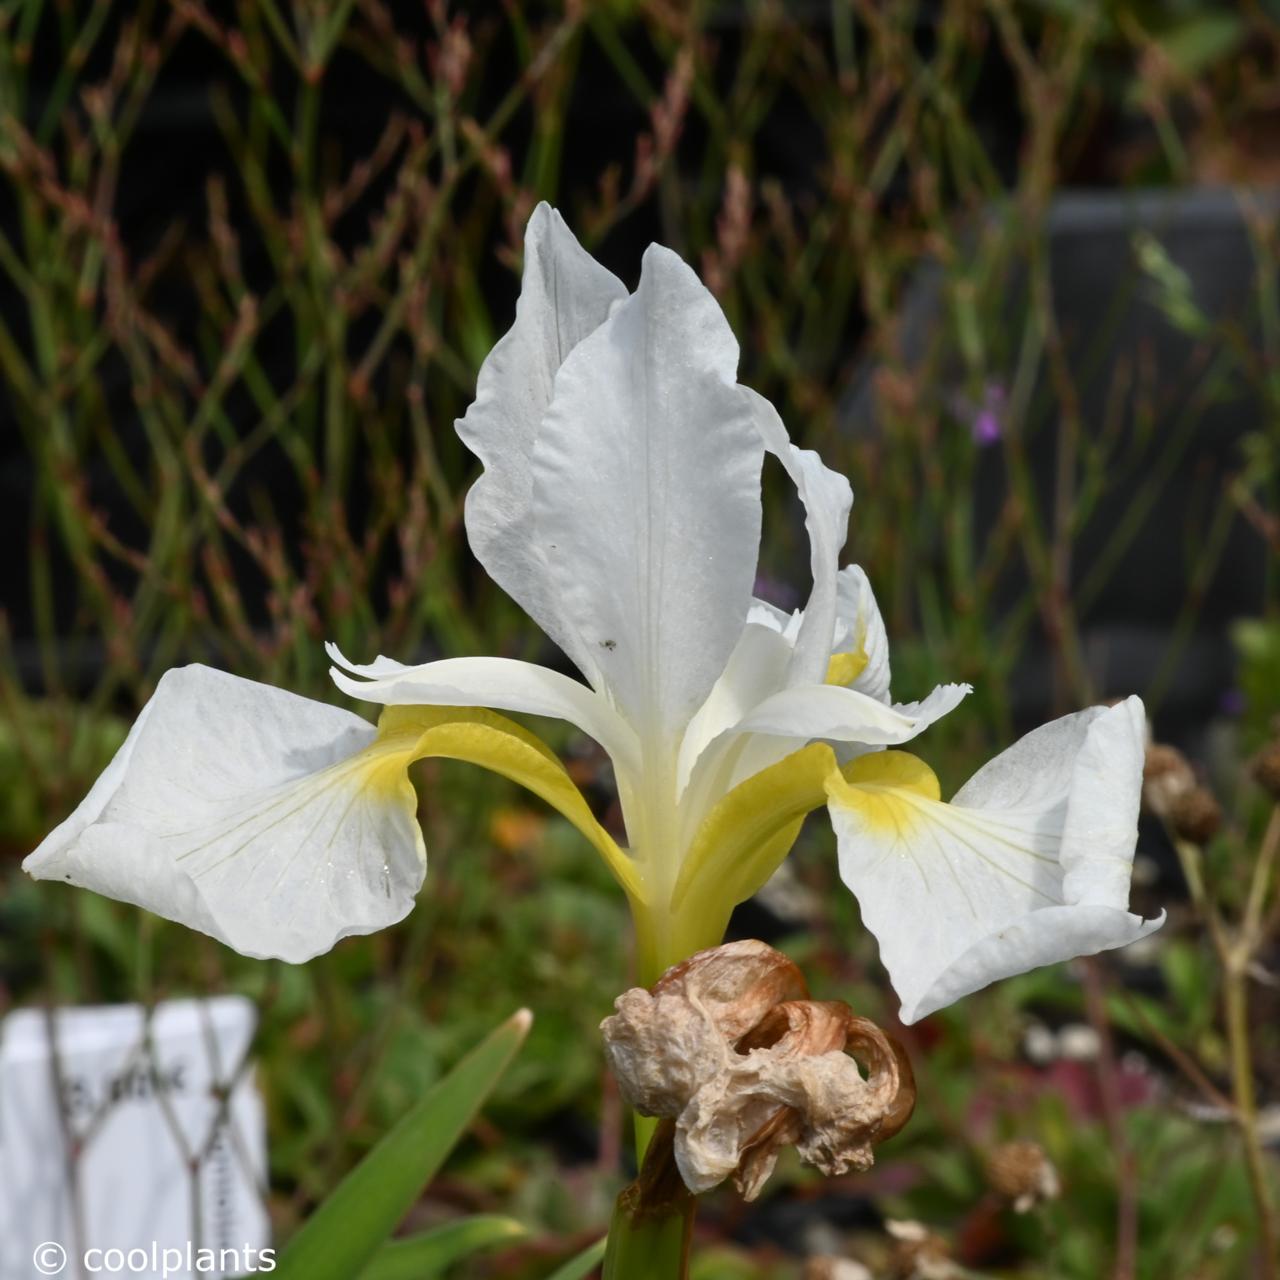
left=0, top=997, right=272, bottom=1279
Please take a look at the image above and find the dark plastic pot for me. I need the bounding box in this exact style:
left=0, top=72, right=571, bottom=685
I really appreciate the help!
left=842, top=187, right=1275, bottom=736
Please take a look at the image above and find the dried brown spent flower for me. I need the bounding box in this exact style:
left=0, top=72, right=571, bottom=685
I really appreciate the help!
left=1169, top=785, right=1223, bottom=845
left=985, top=1139, right=1062, bottom=1213
left=1143, top=742, right=1196, bottom=819
left=1252, top=740, right=1280, bottom=801
left=601, top=939, right=915, bottom=1200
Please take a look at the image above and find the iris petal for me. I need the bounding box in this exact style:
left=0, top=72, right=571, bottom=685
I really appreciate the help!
left=827, top=698, right=1163, bottom=1023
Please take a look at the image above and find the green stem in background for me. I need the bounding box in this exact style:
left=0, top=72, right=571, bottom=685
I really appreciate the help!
left=603, top=1121, right=695, bottom=1280
left=1242, top=805, right=1280, bottom=951
left=1223, top=952, right=1278, bottom=1278
left=1182, top=804, right=1280, bottom=1277
left=1223, top=804, right=1280, bottom=1277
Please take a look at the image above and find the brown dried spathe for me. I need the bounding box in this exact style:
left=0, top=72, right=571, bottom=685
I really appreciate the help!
left=601, top=939, right=915, bottom=1199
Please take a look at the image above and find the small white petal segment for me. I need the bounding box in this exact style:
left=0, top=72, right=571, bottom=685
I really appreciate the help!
left=532, top=244, right=764, bottom=752
left=829, top=565, right=891, bottom=703
left=24, top=666, right=425, bottom=963
left=456, top=203, right=627, bottom=684
left=678, top=574, right=934, bottom=815
left=734, top=680, right=970, bottom=745
left=676, top=675, right=966, bottom=850
left=827, top=697, right=1163, bottom=1024
left=745, top=389, right=853, bottom=686
left=326, top=643, right=641, bottom=780
left=676, top=618, right=795, bottom=795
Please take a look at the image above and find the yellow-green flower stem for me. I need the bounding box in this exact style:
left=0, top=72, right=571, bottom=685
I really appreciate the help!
left=602, top=1121, right=695, bottom=1280
left=622, top=745, right=941, bottom=1169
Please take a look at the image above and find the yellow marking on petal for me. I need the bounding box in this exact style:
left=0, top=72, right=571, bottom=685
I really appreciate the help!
left=840, top=750, right=941, bottom=798
left=825, top=615, right=871, bottom=686
left=824, top=750, right=941, bottom=836
left=353, top=705, right=641, bottom=902
left=825, top=647, right=868, bottom=686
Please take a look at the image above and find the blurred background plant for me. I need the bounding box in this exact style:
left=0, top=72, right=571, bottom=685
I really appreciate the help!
left=0, top=0, right=1277, bottom=1275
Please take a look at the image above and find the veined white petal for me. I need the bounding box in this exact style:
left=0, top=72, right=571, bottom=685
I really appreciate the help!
left=24, top=666, right=426, bottom=963
left=327, top=645, right=641, bottom=780
left=531, top=244, right=764, bottom=753
left=734, top=680, right=969, bottom=745
left=745, top=389, right=852, bottom=686
left=827, top=697, right=1163, bottom=1024
left=831, top=565, right=891, bottom=703
left=456, top=203, right=627, bottom=684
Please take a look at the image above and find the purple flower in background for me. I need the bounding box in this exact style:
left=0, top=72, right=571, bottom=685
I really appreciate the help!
left=752, top=572, right=801, bottom=613
left=950, top=381, right=1007, bottom=447
left=970, top=382, right=1006, bottom=447
left=1219, top=687, right=1246, bottom=717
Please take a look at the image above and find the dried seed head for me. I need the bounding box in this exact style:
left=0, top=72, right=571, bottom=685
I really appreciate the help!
left=1252, top=740, right=1280, bottom=801
left=885, top=1220, right=955, bottom=1280
left=1142, top=743, right=1196, bottom=819
left=601, top=939, right=915, bottom=1200
left=1169, top=785, right=1222, bottom=845
left=803, top=1259, right=873, bottom=1280
left=985, top=1140, right=1061, bottom=1213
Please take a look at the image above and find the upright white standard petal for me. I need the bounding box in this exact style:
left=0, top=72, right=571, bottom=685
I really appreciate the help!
left=456, top=203, right=627, bottom=683
left=326, top=643, right=641, bottom=780
left=24, top=666, right=426, bottom=963
left=826, top=697, right=1164, bottom=1024
left=532, top=244, right=765, bottom=754
left=745, top=390, right=853, bottom=686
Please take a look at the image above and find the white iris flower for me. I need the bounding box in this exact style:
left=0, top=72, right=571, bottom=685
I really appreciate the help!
left=24, top=206, right=1161, bottom=1023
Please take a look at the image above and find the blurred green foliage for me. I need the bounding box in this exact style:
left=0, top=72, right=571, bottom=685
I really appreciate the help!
left=1, top=0, right=1278, bottom=1276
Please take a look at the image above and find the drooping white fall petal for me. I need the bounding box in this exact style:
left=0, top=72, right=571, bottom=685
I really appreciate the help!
left=23, top=666, right=426, bottom=963
left=826, top=696, right=1164, bottom=1024
left=455, top=204, right=628, bottom=687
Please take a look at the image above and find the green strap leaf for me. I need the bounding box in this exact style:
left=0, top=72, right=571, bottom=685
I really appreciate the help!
left=546, top=1237, right=608, bottom=1280
left=359, top=1216, right=527, bottom=1280
left=272, top=1009, right=533, bottom=1280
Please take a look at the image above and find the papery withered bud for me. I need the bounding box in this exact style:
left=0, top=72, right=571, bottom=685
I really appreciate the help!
left=1251, top=740, right=1280, bottom=801
left=601, top=939, right=915, bottom=1201
left=1169, top=785, right=1222, bottom=845
left=1142, top=743, right=1196, bottom=819
left=985, top=1140, right=1061, bottom=1213
left=603, top=939, right=808, bottom=1118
